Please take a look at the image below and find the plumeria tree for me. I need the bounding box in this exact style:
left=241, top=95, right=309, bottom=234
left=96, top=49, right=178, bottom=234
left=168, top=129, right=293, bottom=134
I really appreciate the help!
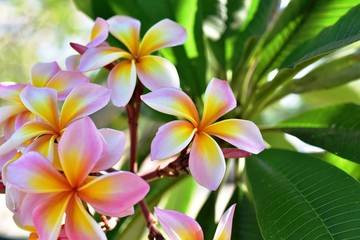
left=1, top=0, right=360, bottom=239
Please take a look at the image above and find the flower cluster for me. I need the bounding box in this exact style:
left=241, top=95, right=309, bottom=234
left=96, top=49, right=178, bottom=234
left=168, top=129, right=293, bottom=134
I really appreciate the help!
left=0, top=15, right=265, bottom=239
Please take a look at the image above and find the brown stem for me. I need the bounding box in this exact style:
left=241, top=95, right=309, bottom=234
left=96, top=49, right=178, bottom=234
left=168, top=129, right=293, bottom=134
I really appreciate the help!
left=139, top=200, right=165, bottom=240
left=140, top=147, right=251, bottom=182
left=141, top=148, right=190, bottom=182
left=126, top=82, right=143, bottom=173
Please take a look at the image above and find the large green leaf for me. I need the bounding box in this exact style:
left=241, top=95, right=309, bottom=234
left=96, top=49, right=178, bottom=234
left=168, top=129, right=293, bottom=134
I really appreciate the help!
left=246, top=149, right=360, bottom=239
left=253, top=0, right=358, bottom=83
left=228, top=185, right=263, bottom=240
left=282, top=3, right=360, bottom=68
left=276, top=103, right=360, bottom=163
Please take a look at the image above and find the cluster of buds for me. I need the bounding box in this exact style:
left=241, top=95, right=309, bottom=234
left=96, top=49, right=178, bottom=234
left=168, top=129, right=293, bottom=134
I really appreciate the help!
left=0, top=16, right=265, bottom=239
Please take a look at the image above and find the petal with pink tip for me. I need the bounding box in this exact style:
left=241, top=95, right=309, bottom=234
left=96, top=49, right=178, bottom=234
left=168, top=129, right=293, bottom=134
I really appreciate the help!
left=92, top=129, right=126, bottom=172
left=87, top=17, right=109, bottom=48
left=65, top=55, right=81, bottom=71
left=204, top=119, right=266, bottom=154
left=65, top=195, right=106, bottom=240
left=31, top=62, right=61, bottom=87
left=200, top=78, right=236, bottom=128
left=213, top=204, right=236, bottom=240
left=59, top=117, right=103, bottom=188
left=0, top=121, right=55, bottom=156
left=5, top=152, right=71, bottom=193
left=151, top=120, right=196, bottom=160
left=107, top=16, right=140, bottom=55
left=78, top=46, right=131, bottom=72
left=59, top=83, right=110, bottom=128
left=20, top=85, right=59, bottom=129
left=78, top=171, right=149, bottom=216
left=0, top=105, right=25, bottom=126
left=33, top=192, right=72, bottom=240
left=108, top=60, right=136, bottom=107
left=0, top=136, right=17, bottom=169
left=154, top=207, right=204, bottom=240
left=0, top=83, right=26, bottom=102
left=189, top=132, right=225, bottom=190
left=46, top=71, right=89, bottom=100
left=141, top=88, right=199, bottom=126
left=136, top=55, right=180, bottom=91
left=139, top=19, right=187, bottom=56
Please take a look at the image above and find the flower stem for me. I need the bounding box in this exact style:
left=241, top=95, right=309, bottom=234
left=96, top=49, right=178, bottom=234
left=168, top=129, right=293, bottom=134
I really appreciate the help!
left=139, top=200, right=165, bottom=240
left=126, top=82, right=143, bottom=173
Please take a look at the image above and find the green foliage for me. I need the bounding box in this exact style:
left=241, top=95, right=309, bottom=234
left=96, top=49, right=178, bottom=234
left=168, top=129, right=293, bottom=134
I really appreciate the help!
left=277, top=103, right=360, bottom=163
left=70, top=0, right=360, bottom=239
left=247, top=149, right=360, bottom=239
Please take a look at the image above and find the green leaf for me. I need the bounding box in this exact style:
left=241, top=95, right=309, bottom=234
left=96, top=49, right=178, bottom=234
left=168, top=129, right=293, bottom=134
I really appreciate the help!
left=268, top=50, right=360, bottom=103
left=231, top=0, right=279, bottom=72
left=253, top=0, right=359, bottom=83
left=196, top=191, right=217, bottom=239
left=276, top=103, right=360, bottom=163
left=282, top=3, right=360, bottom=68
left=228, top=185, right=263, bottom=240
left=246, top=149, right=360, bottom=239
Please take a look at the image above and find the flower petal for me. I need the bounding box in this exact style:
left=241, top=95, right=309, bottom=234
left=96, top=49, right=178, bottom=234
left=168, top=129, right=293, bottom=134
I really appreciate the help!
left=78, top=171, right=149, bottom=217
left=92, top=128, right=126, bottom=172
left=78, top=46, right=131, bottom=72
left=65, top=195, right=106, bottom=240
left=141, top=88, right=199, bottom=126
left=189, top=132, right=225, bottom=190
left=46, top=70, right=89, bottom=100
left=139, top=19, right=187, bottom=56
left=200, top=78, right=236, bottom=128
left=213, top=204, right=236, bottom=240
left=59, top=83, right=110, bottom=129
left=0, top=105, right=25, bottom=126
left=154, top=207, right=204, bottom=240
left=31, top=62, right=61, bottom=87
left=33, top=192, right=72, bottom=240
left=204, top=119, right=266, bottom=154
left=0, top=121, right=55, bottom=156
left=108, top=60, right=136, bottom=107
left=0, top=137, right=17, bottom=169
left=87, top=17, right=109, bottom=48
left=5, top=152, right=71, bottom=193
left=107, top=16, right=140, bottom=55
left=65, top=55, right=81, bottom=71
left=20, top=85, right=59, bottom=129
left=151, top=120, right=196, bottom=160
left=25, top=135, right=61, bottom=170
left=136, top=55, right=180, bottom=91
left=59, top=117, right=103, bottom=188
left=0, top=83, right=26, bottom=102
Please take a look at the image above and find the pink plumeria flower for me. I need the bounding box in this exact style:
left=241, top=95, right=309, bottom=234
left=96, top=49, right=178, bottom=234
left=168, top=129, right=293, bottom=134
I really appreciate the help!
left=78, top=16, right=187, bottom=107
left=0, top=83, right=110, bottom=165
left=67, top=17, right=110, bottom=71
left=141, top=78, right=265, bottom=190
left=4, top=117, right=150, bottom=240
left=155, top=204, right=236, bottom=240
left=0, top=61, right=88, bottom=138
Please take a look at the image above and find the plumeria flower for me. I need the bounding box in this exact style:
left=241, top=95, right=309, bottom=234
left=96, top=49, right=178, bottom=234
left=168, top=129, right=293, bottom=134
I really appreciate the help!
left=141, top=78, right=265, bottom=190
left=155, top=204, right=236, bottom=240
left=78, top=16, right=187, bottom=107
left=0, top=83, right=110, bottom=166
left=0, top=61, right=88, bottom=138
left=4, top=117, right=150, bottom=240
left=67, top=17, right=110, bottom=71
